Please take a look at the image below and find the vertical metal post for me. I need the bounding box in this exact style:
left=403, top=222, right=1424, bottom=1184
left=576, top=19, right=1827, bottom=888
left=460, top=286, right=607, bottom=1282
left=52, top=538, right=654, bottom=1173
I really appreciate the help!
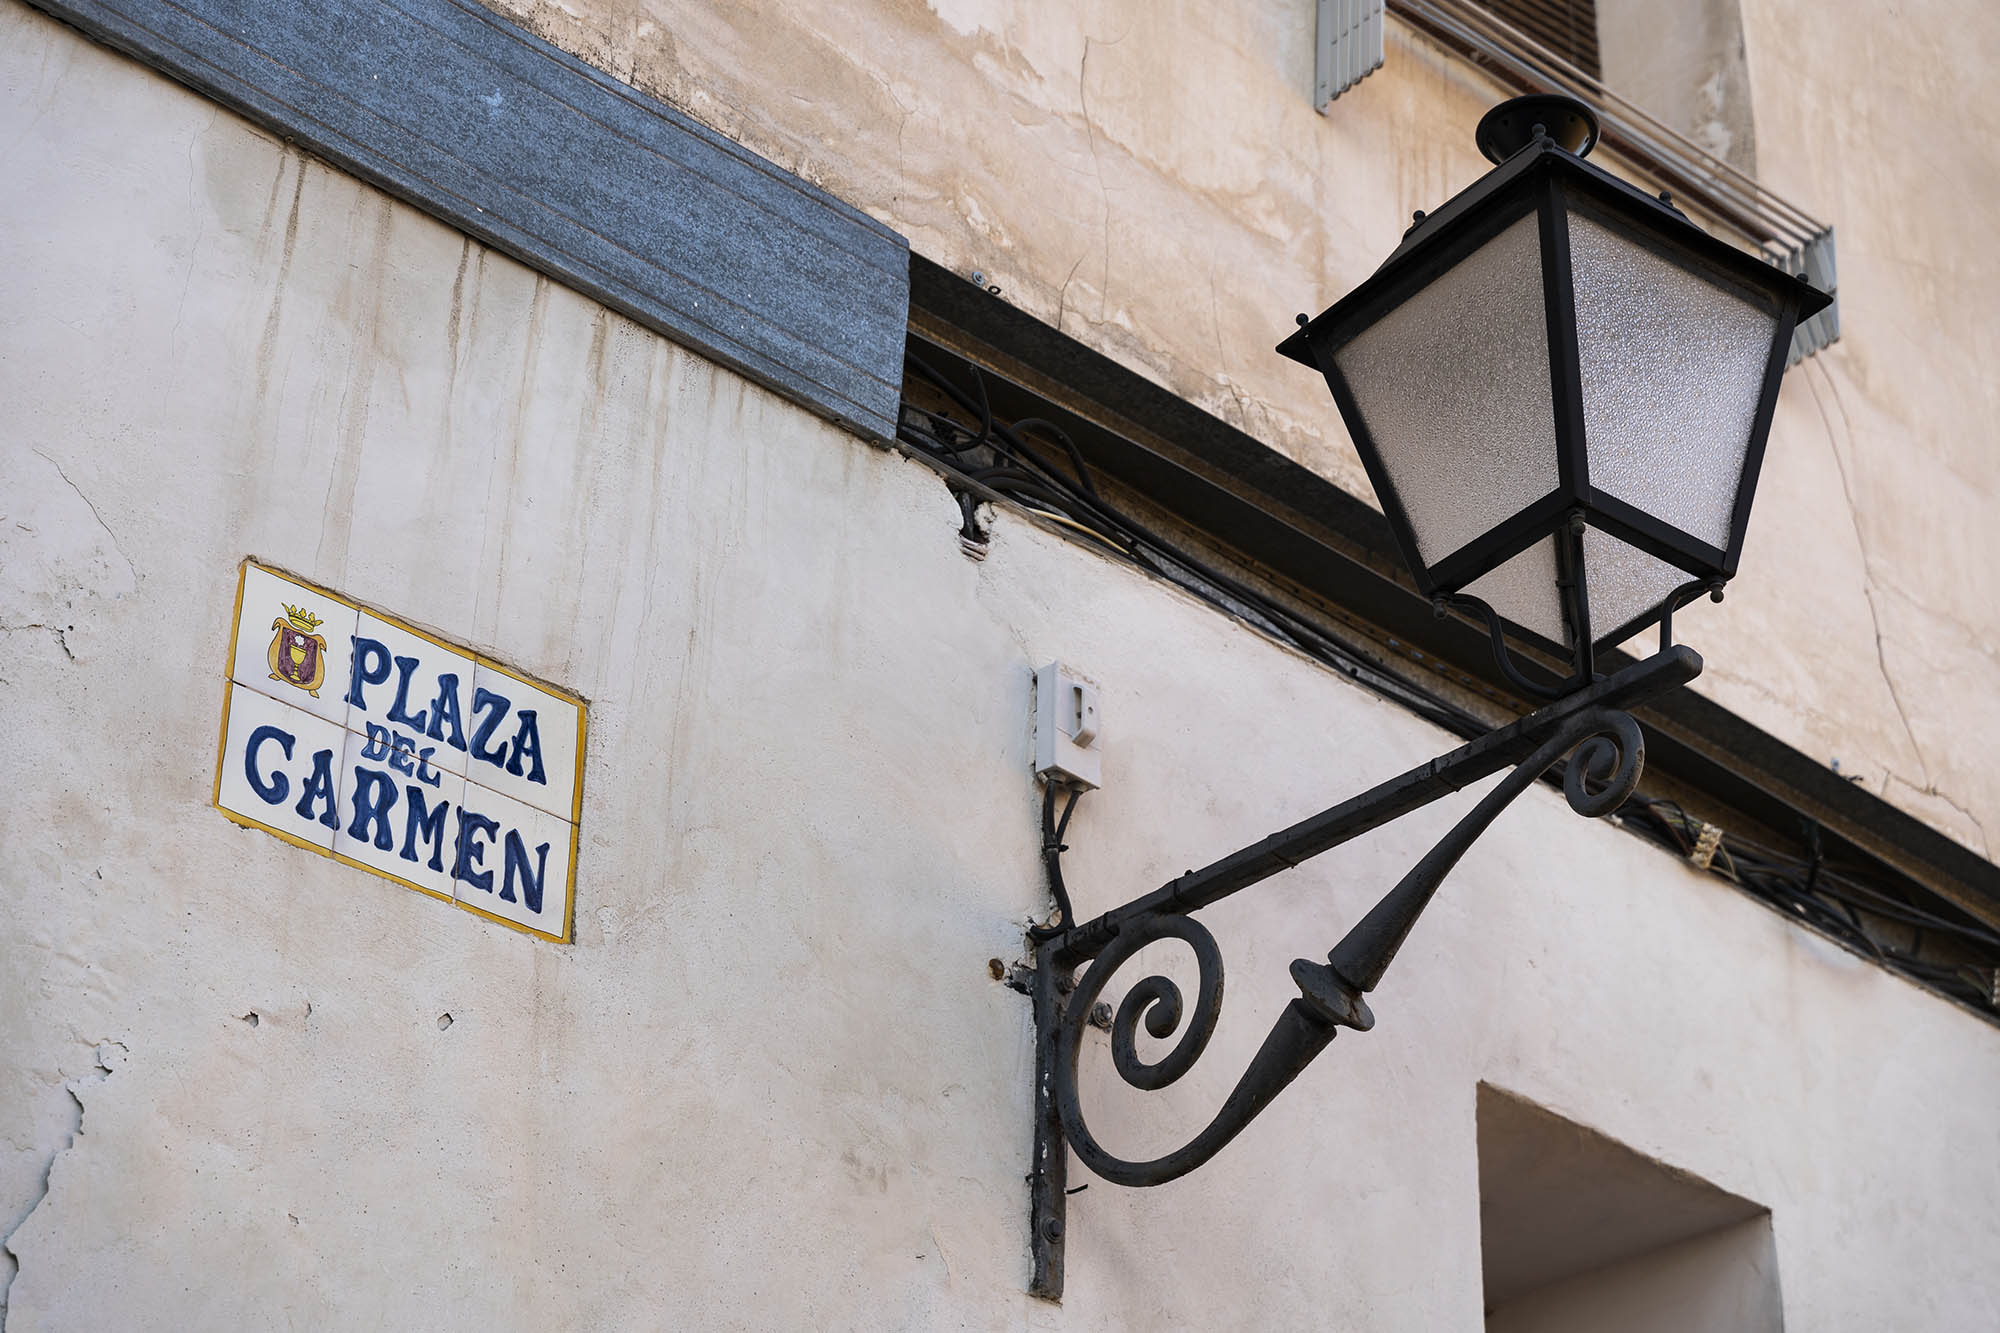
left=1557, top=513, right=1595, bottom=686
left=1028, top=946, right=1069, bottom=1301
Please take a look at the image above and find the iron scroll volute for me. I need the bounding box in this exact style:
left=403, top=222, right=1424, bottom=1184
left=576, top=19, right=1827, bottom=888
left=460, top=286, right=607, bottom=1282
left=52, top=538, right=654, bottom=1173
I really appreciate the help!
left=1043, top=707, right=1649, bottom=1191
left=1053, top=914, right=1226, bottom=1180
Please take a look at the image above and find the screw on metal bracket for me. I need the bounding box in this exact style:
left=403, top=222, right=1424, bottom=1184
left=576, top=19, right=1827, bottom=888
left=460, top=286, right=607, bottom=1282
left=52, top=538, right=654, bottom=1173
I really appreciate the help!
left=1042, top=1217, right=1065, bottom=1242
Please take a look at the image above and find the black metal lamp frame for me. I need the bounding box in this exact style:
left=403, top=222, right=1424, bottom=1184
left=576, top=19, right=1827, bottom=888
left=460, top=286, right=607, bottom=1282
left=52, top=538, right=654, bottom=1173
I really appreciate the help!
left=1274, top=110, right=1830, bottom=691
left=1022, top=97, right=1831, bottom=1300
left=1026, top=645, right=1699, bottom=1299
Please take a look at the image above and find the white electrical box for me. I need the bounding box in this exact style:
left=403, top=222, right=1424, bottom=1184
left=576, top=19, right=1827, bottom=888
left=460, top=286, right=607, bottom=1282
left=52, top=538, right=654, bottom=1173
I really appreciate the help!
left=1034, top=662, right=1102, bottom=789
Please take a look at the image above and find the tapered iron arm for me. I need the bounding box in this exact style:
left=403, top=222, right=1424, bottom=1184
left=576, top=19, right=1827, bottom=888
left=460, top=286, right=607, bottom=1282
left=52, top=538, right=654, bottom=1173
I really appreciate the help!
left=1050, top=646, right=1700, bottom=967
left=1028, top=647, right=1699, bottom=1296
left=1045, top=705, right=1647, bottom=1188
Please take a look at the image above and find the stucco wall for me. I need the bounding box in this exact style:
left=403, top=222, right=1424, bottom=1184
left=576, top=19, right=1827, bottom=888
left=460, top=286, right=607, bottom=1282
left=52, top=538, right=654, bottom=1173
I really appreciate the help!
left=5, top=7, right=2000, bottom=1328
left=1597, top=0, right=1758, bottom=172
left=1486, top=1217, right=1783, bottom=1333
left=461, top=0, right=2000, bottom=858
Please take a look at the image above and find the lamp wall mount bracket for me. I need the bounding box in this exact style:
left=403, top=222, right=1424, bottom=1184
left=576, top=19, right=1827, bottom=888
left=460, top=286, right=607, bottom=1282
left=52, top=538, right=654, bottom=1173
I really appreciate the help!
left=1025, top=646, right=1700, bottom=1301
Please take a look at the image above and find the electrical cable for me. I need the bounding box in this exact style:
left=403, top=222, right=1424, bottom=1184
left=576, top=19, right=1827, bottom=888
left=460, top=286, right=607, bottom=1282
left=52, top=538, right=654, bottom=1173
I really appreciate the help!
left=904, top=357, right=1479, bottom=735
left=1030, top=782, right=1083, bottom=942
left=898, top=356, right=2000, bottom=1015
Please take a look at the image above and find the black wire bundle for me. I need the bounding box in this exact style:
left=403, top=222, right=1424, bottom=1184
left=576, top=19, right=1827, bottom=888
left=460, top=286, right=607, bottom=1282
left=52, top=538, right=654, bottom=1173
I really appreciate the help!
left=897, top=352, right=2000, bottom=1015
left=1615, top=796, right=2000, bottom=1009
left=899, top=352, right=1474, bottom=736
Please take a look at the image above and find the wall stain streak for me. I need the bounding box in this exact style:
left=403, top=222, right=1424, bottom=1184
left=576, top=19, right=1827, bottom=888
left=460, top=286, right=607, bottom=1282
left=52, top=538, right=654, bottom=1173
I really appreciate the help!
left=166, top=109, right=219, bottom=353
left=474, top=273, right=551, bottom=645
left=1076, top=35, right=1112, bottom=325
left=432, top=245, right=490, bottom=575
left=243, top=150, right=308, bottom=518
left=558, top=309, right=616, bottom=676
left=444, top=236, right=472, bottom=388
left=312, top=193, right=397, bottom=581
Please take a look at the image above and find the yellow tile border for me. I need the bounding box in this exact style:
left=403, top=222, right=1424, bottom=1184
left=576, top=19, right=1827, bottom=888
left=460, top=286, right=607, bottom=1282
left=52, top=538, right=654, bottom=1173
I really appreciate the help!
left=213, top=557, right=584, bottom=943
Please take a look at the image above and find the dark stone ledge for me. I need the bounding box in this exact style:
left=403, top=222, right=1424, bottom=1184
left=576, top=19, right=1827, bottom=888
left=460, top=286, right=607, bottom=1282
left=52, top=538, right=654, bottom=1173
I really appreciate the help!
left=29, top=0, right=909, bottom=442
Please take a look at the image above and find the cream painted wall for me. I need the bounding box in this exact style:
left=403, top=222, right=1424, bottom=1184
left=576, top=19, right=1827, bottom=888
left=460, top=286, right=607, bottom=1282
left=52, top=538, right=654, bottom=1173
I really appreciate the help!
left=469, top=0, right=2000, bottom=857
left=5, top=7, right=2000, bottom=1328
left=1485, top=1218, right=1784, bottom=1332
left=1598, top=0, right=1758, bottom=172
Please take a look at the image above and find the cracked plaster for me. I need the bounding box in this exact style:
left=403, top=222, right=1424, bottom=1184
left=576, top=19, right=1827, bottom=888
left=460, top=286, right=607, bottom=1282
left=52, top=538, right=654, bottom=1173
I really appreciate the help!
left=472, top=0, right=2000, bottom=853
left=5, top=4, right=2000, bottom=1327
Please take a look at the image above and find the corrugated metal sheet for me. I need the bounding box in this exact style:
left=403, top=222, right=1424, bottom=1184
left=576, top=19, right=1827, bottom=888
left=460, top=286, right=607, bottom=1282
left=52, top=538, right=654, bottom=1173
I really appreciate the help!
left=1316, top=0, right=1386, bottom=110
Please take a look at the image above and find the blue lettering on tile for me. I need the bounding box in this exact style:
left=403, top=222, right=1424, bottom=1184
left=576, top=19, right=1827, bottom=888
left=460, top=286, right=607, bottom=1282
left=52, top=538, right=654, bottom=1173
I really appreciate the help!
left=244, top=724, right=295, bottom=804
left=504, top=709, right=546, bottom=785
left=453, top=806, right=500, bottom=891
left=469, top=687, right=512, bottom=769
left=346, top=636, right=392, bottom=709
left=347, top=766, right=399, bottom=851
left=501, top=828, right=550, bottom=911
left=426, top=673, right=467, bottom=751
left=386, top=655, right=429, bottom=731
left=412, top=745, right=442, bottom=788
left=221, top=565, right=583, bottom=937
left=402, top=785, right=451, bottom=871
left=295, top=747, right=341, bottom=830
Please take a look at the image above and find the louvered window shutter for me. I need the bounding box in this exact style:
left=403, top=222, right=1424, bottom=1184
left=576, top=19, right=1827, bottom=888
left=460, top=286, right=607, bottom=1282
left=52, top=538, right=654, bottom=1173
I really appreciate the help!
left=1316, top=0, right=1386, bottom=109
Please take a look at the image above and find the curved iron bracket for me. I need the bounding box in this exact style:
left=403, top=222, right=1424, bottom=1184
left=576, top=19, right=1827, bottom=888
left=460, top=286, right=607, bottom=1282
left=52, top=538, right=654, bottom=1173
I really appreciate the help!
left=1027, top=647, right=1701, bottom=1300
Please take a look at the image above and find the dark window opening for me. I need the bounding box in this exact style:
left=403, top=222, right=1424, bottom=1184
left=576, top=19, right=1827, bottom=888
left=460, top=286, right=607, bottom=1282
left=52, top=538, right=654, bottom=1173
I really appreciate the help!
left=1478, top=1085, right=1783, bottom=1331
left=1476, top=0, right=1600, bottom=78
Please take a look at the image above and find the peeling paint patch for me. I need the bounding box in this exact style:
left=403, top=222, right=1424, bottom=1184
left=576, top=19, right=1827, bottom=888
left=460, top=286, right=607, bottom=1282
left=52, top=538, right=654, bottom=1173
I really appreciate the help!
left=0, top=448, right=139, bottom=670
left=0, top=1042, right=127, bottom=1322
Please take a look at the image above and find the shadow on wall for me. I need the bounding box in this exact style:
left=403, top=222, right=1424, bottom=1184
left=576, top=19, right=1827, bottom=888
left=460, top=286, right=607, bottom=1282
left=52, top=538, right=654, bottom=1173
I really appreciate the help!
left=1477, top=1084, right=1783, bottom=1331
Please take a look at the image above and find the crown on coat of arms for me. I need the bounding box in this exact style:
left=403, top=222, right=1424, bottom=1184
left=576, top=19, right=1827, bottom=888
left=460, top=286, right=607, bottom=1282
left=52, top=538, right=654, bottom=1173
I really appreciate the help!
left=282, top=603, right=324, bottom=633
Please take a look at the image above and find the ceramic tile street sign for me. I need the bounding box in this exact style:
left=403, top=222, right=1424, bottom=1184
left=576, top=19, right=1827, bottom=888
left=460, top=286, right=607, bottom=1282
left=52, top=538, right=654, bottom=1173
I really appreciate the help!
left=215, top=561, right=585, bottom=941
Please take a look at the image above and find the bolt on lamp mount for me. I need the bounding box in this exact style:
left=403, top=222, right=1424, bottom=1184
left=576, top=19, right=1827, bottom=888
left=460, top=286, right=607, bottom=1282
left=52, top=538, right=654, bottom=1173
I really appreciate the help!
left=1025, top=94, right=1830, bottom=1300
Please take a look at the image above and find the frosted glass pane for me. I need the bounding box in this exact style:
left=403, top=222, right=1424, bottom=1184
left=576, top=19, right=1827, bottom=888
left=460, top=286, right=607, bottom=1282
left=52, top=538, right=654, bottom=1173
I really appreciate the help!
left=1463, top=536, right=1567, bottom=645
left=1336, top=214, right=1559, bottom=566
left=1582, top=526, right=1692, bottom=640
left=1570, top=215, right=1778, bottom=550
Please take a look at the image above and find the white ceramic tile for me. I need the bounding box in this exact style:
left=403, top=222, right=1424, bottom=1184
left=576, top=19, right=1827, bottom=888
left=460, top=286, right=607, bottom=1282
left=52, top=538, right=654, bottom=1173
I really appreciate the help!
left=452, top=778, right=575, bottom=938
left=215, top=682, right=350, bottom=853
left=463, top=661, right=584, bottom=821
left=228, top=563, right=359, bottom=728
left=343, top=612, right=475, bottom=781
left=330, top=727, right=465, bottom=901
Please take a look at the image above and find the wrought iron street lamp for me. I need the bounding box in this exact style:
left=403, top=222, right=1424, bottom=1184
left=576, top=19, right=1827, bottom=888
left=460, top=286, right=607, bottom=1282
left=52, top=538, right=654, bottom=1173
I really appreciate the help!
left=1024, top=95, right=1831, bottom=1299
left=1280, top=93, right=1829, bottom=695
